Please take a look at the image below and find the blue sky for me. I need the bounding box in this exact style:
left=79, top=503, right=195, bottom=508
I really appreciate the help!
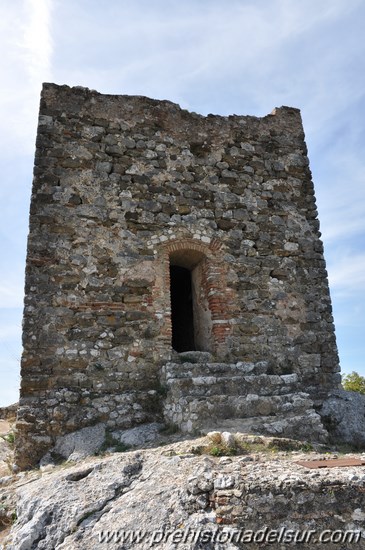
left=0, top=0, right=364, bottom=405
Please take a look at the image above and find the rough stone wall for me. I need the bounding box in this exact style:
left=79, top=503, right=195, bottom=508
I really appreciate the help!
left=16, top=83, right=340, bottom=468
left=0, top=403, right=17, bottom=421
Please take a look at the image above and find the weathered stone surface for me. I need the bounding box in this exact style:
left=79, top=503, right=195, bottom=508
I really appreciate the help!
left=46, top=423, right=106, bottom=462
left=0, top=436, right=10, bottom=466
left=112, top=422, right=164, bottom=447
left=221, top=431, right=236, bottom=448
left=0, top=418, right=17, bottom=536
left=0, top=404, right=18, bottom=422
left=16, top=84, right=340, bottom=468
left=0, top=418, right=14, bottom=476
left=319, top=389, right=365, bottom=448
left=5, top=437, right=365, bottom=549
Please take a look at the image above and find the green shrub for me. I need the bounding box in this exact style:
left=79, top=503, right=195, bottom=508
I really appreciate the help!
left=342, top=371, right=365, bottom=395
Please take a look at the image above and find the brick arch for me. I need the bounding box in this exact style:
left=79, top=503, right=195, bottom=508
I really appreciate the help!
left=160, top=236, right=223, bottom=257
left=155, top=237, right=233, bottom=357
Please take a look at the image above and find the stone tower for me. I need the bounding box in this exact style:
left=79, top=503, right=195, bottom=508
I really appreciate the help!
left=15, top=84, right=340, bottom=468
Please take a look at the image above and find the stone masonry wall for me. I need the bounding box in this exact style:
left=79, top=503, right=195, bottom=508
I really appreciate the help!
left=15, top=84, right=340, bottom=468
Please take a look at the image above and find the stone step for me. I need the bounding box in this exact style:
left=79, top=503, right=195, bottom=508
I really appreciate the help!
left=171, top=351, right=215, bottom=363
left=163, top=371, right=299, bottom=398
left=164, top=391, right=313, bottom=427
left=162, top=360, right=269, bottom=380
left=163, top=392, right=327, bottom=442
left=161, top=358, right=328, bottom=443
left=199, top=411, right=328, bottom=443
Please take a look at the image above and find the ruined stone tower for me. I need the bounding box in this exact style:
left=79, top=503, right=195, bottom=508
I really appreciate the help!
left=16, top=84, right=340, bottom=468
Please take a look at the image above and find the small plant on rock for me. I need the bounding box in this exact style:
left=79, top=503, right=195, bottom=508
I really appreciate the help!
left=200, top=432, right=239, bottom=457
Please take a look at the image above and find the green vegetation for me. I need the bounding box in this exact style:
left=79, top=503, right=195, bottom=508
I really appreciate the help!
left=193, top=433, right=315, bottom=457
left=204, top=433, right=238, bottom=457
left=342, top=371, right=365, bottom=395
left=192, top=432, right=247, bottom=457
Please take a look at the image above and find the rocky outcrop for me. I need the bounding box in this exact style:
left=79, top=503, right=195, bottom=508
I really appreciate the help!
left=0, top=416, right=17, bottom=539
left=40, top=423, right=106, bottom=465
left=319, top=389, right=365, bottom=448
left=4, top=434, right=365, bottom=549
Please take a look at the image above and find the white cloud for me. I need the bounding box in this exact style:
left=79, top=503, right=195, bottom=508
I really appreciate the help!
left=0, top=0, right=53, bottom=155
left=43, top=0, right=365, bottom=146
left=320, top=201, right=365, bottom=244
left=22, top=0, right=53, bottom=89
left=314, top=140, right=365, bottom=244
left=328, top=252, right=365, bottom=296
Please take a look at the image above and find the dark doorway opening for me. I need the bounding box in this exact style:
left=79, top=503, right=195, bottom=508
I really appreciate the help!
left=170, top=265, right=195, bottom=352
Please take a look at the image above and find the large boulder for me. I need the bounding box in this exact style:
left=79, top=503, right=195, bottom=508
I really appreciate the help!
left=112, top=422, right=164, bottom=448
left=318, top=389, right=365, bottom=448
left=41, top=424, right=106, bottom=465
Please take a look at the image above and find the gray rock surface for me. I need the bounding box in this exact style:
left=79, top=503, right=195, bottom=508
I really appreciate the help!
left=49, top=423, right=106, bottom=462
left=112, top=422, right=164, bottom=447
left=319, top=389, right=365, bottom=448
left=4, top=435, right=365, bottom=549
